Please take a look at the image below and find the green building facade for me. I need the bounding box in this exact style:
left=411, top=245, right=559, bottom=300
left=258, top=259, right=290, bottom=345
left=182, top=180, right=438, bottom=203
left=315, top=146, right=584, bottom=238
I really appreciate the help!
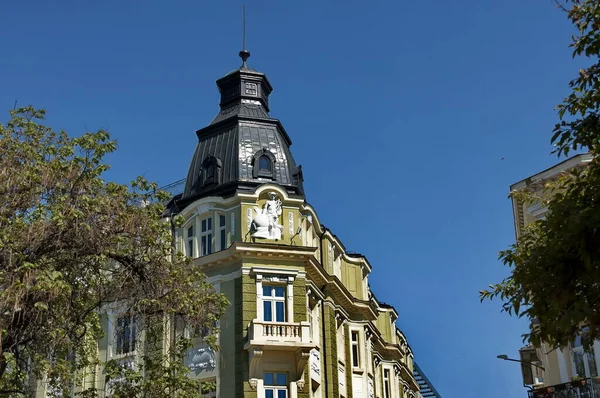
left=37, top=49, right=421, bottom=398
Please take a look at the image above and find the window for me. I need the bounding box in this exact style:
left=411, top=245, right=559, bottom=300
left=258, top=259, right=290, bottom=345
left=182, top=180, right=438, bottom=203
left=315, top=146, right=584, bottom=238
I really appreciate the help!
left=383, top=369, right=391, bottom=398
left=264, top=372, right=287, bottom=398
left=333, top=250, right=342, bottom=279
left=200, top=217, right=213, bottom=256
left=263, top=286, right=285, bottom=322
left=252, top=149, right=276, bottom=179
left=245, top=82, right=258, bottom=96
left=115, top=314, right=137, bottom=355
left=200, top=379, right=217, bottom=398
left=572, top=332, right=598, bottom=378
left=259, top=156, right=271, bottom=171
left=337, top=323, right=346, bottom=363
left=187, top=224, right=195, bottom=257
left=351, top=330, right=360, bottom=368
left=218, top=214, right=227, bottom=251
left=201, top=156, right=222, bottom=187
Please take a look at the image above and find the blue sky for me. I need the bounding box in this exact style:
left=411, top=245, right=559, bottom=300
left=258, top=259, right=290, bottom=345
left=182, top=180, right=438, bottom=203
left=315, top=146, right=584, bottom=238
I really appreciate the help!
left=1, top=1, right=581, bottom=396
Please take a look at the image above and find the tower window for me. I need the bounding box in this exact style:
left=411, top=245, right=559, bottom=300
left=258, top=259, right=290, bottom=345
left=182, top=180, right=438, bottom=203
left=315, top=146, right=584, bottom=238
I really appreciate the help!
left=201, top=156, right=222, bottom=187
left=259, top=156, right=271, bottom=171
left=244, top=82, right=258, bottom=96
left=252, top=149, right=276, bottom=179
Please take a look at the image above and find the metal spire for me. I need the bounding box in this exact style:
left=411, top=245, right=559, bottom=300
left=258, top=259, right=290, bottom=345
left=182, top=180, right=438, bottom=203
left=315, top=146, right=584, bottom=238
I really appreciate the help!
left=239, top=4, right=250, bottom=67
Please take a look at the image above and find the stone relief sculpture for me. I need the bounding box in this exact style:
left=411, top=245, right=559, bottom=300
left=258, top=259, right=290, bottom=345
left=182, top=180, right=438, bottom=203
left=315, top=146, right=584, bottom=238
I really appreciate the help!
left=250, top=192, right=283, bottom=240
left=187, top=346, right=216, bottom=374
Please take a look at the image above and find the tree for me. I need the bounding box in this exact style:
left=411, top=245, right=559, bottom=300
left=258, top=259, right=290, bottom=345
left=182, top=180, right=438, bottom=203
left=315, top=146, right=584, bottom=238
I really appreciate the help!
left=0, top=107, right=228, bottom=396
left=481, top=0, right=600, bottom=350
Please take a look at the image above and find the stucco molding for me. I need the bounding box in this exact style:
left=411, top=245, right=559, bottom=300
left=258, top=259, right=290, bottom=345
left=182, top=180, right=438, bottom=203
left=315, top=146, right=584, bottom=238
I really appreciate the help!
left=248, top=348, right=264, bottom=379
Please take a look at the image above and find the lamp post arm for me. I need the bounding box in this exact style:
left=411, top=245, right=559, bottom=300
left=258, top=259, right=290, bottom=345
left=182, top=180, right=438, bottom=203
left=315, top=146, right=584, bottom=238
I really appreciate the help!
left=503, top=357, right=545, bottom=371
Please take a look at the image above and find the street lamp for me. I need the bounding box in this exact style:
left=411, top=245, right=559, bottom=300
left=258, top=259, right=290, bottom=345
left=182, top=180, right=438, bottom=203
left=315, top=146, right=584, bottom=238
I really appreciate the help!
left=496, top=354, right=545, bottom=371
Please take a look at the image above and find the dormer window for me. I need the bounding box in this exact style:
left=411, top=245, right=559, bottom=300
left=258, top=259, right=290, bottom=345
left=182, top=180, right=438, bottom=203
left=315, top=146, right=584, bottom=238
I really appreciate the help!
left=259, top=156, right=271, bottom=171
left=244, top=82, right=258, bottom=96
left=201, top=156, right=222, bottom=187
left=252, top=149, right=276, bottom=179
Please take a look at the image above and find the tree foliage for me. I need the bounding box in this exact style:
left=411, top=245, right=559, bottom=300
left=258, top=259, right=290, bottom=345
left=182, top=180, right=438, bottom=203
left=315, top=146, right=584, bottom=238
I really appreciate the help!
left=481, top=0, right=600, bottom=349
left=0, top=107, right=228, bottom=396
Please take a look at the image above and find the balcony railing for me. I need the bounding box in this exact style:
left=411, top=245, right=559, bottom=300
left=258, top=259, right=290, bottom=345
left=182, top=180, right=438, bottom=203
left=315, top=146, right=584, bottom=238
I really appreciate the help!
left=247, top=320, right=312, bottom=346
left=529, top=378, right=600, bottom=398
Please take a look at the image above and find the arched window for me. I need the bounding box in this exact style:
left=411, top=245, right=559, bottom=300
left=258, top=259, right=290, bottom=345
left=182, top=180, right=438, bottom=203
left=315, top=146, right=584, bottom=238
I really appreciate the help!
left=252, top=149, right=276, bottom=179
left=259, top=156, right=271, bottom=171
left=201, top=156, right=222, bottom=187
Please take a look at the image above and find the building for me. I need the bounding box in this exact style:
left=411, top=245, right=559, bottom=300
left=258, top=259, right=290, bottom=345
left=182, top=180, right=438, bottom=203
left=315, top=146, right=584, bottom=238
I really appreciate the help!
left=413, top=362, right=442, bottom=398
left=34, top=49, right=422, bottom=397
left=508, top=153, right=600, bottom=397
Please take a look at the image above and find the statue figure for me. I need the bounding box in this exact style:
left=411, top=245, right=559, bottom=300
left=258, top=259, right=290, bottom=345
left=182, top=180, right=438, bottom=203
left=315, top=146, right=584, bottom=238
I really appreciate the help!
left=250, top=192, right=283, bottom=240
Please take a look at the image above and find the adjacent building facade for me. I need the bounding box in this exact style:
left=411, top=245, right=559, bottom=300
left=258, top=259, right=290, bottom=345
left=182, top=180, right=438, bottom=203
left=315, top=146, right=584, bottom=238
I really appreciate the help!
left=413, top=363, right=442, bottom=398
left=509, top=154, right=600, bottom=396
left=35, top=51, right=422, bottom=397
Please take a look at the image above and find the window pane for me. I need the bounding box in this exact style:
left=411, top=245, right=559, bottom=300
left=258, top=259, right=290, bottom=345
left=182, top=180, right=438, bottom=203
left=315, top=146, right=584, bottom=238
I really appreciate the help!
left=264, top=373, right=273, bottom=385
left=265, top=390, right=274, bottom=398
left=351, top=331, right=358, bottom=342
left=264, top=301, right=272, bottom=322
left=206, top=234, right=212, bottom=254
left=188, top=240, right=194, bottom=256
left=201, top=236, right=206, bottom=255
left=202, top=219, right=207, bottom=232
left=220, top=229, right=226, bottom=251
left=220, top=215, right=226, bottom=227
left=275, top=302, right=285, bottom=322
left=589, top=351, right=598, bottom=377
left=263, top=286, right=273, bottom=297
left=260, top=156, right=270, bottom=170
left=276, top=373, right=287, bottom=385
left=352, top=345, right=359, bottom=367
left=131, top=318, right=136, bottom=352
left=116, top=329, right=123, bottom=354
left=277, top=390, right=287, bottom=398
left=188, top=225, right=194, bottom=237
left=575, top=351, right=586, bottom=377
left=207, top=217, right=212, bottom=231
left=274, top=287, right=285, bottom=297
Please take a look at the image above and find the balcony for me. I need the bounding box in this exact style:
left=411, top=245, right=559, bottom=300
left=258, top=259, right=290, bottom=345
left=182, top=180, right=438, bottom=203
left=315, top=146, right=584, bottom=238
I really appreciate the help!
left=529, top=378, right=600, bottom=398
left=245, top=319, right=313, bottom=350
left=245, top=320, right=316, bottom=383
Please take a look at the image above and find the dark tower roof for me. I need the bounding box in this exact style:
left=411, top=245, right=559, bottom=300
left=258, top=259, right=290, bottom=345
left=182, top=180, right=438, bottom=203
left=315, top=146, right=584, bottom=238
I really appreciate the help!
left=177, top=51, right=304, bottom=209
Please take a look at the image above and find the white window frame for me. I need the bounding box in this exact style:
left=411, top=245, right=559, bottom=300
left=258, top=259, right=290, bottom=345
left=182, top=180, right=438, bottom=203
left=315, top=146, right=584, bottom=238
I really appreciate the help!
left=337, top=321, right=346, bottom=363
left=571, top=334, right=598, bottom=378
left=114, top=313, right=137, bottom=356
left=351, top=330, right=361, bottom=369
left=264, top=372, right=288, bottom=398
left=262, top=284, right=286, bottom=323
left=200, top=216, right=213, bottom=256
left=383, top=367, right=391, bottom=398
left=253, top=271, right=296, bottom=323
left=217, top=213, right=227, bottom=251
left=186, top=222, right=195, bottom=258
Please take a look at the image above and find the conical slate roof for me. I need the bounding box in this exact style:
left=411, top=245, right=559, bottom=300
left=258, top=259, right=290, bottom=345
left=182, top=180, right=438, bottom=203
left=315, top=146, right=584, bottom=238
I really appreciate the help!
left=177, top=51, right=304, bottom=209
